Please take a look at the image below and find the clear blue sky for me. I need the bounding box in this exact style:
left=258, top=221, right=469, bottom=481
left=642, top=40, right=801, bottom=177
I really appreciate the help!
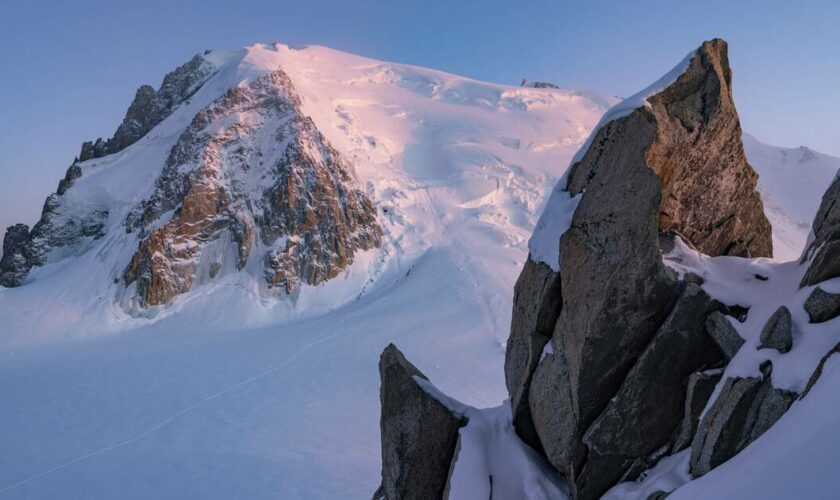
left=1, top=0, right=838, bottom=233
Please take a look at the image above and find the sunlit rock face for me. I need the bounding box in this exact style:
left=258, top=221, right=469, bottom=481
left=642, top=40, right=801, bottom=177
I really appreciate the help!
left=80, top=53, right=219, bottom=161
left=506, top=39, right=773, bottom=499
left=123, top=70, right=382, bottom=306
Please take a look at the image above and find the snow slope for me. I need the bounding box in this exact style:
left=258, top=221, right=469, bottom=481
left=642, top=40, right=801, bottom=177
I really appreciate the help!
left=0, top=43, right=613, bottom=499
left=0, top=43, right=837, bottom=500
left=744, top=133, right=840, bottom=261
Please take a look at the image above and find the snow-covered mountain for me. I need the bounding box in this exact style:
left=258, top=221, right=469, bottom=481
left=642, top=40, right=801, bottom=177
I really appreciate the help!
left=744, top=134, right=840, bottom=260
left=0, top=42, right=838, bottom=500
left=369, top=39, right=840, bottom=500
left=0, top=43, right=614, bottom=499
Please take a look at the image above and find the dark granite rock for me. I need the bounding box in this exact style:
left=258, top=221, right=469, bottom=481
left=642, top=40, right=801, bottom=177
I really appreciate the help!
left=79, top=141, right=95, bottom=162
left=801, top=175, right=840, bottom=287
left=690, top=376, right=763, bottom=477
left=705, top=311, right=745, bottom=360
left=690, top=363, right=796, bottom=478
left=581, top=284, right=722, bottom=484
left=505, top=255, right=562, bottom=452
left=803, top=287, right=840, bottom=324
left=0, top=224, right=31, bottom=287
left=758, top=306, right=794, bottom=353
left=376, top=344, right=467, bottom=500
left=671, top=371, right=722, bottom=452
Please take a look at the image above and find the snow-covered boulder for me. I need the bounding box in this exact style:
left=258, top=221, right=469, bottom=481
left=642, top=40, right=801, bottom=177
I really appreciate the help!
left=803, top=287, right=840, bottom=323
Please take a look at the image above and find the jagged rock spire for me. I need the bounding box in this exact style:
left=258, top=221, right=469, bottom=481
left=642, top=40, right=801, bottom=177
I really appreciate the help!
left=505, top=39, right=772, bottom=499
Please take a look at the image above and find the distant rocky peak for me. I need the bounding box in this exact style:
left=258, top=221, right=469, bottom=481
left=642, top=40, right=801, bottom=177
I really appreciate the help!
left=520, top=78, right=560, bottom=89
left=79, top=52, right=220, bottom=161
left=122, top=69, right=382, bottom=307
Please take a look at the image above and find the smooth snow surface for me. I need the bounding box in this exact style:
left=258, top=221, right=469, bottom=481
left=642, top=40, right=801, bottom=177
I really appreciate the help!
left=1, top=42, right=837, bottom=500
left=744, top=133, right=840, bottom=261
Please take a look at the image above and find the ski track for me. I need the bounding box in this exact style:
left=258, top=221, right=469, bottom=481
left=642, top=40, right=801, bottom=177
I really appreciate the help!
left=0, top=327, right=341, bottom=495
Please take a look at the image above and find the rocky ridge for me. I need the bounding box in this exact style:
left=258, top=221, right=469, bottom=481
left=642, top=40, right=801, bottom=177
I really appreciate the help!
left=80, top=52, right=220, bottom=161
left=1, top=54, right=382, bottom=307
left=0, top=52, right=221, bottom=288
left=122, top=69, right=381, bottom=306
left=373, top=39, right=835, bottom=500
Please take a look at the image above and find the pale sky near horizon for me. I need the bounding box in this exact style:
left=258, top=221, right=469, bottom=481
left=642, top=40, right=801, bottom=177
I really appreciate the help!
left=1, top=0, right=838, bottom=233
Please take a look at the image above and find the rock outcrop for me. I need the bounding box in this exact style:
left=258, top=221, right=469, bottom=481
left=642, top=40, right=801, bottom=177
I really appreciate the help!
left=375, top=344, right=467, bottom=500
left=504, top=257, right=562, bottom=452
left=804, top=287, right=840, bottom=323
left=671, top=371, right=722, bottom=452
left=758, top=306, right=794, bottom=353
left=502, top=39, right=770, bottom=499
left=801, top=175, right=840, bottom=287
left=0, top=187, right=108, bottom=287
left=690, top=362, right=796, bottom=477
left=0, top=224, right=30, bottom=287
left=80, top=53, right=219, bottom=161
left=123, top=70, right=381, bottom=306
left=705, top=311, right=745, bottom=361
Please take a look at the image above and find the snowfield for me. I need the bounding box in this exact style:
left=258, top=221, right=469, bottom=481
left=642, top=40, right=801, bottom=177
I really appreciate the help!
left=0, top=43, right=838, bottom=499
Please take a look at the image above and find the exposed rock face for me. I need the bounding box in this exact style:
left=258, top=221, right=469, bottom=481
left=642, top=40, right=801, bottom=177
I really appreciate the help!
left=690, top=363, right=796, bottom=477
left=804, top=287, right=840, bottom=323
left=671, top=371, right=722, bottom=453
left=123, top=70, right=381, bottom=306
left=643, top=40, right=772, bottom=258
left=0, top=186, right=109, bottom=287
left=81, top=53, right=219, bottom=160
left=2, top=56, right=381, bottom=303
left=801, top=175, right=840, bottom=287
left=505, top=256, right=562, bottom=451
left=56, top=163, right=82, bottom=196
left=0, top=224, right=30, bottom=287
left=758, top=306, right=794, bottom=353
left=504, top=39, right=771, bottom=499
left=705, top=311, right=745, bottom=360
left=376, top=344, right=467, bottom=500
left=1, top=53, right=221, bottom=288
